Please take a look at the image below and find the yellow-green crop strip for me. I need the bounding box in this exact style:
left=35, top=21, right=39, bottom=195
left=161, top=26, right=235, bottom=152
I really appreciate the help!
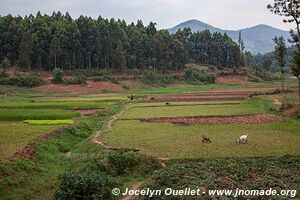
left=23, top=120, right=74, bottom=125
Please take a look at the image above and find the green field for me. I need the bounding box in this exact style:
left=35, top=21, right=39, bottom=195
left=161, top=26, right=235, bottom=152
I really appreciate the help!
left=0, top=101, right=114, bottom=109
left=121, top=98, right=270, bottom=119
left=0, top=122, right=60, bottom=161
left=102, top=119, right=300, bottom=159
left=0, top=108, right=80, bottom=121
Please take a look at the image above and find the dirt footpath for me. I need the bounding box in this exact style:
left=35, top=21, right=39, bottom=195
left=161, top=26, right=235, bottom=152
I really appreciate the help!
left=140, top=114, right=281, bottom=125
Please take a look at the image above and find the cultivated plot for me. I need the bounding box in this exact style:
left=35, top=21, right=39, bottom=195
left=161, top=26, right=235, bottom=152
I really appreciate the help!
left=102, top=119, right=300, bottom=159
left=0, top=122, right=60, bottom=161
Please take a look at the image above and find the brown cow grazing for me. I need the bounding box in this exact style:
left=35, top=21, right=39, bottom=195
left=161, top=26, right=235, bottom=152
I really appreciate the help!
left=202, top=135, right=212, bottom=143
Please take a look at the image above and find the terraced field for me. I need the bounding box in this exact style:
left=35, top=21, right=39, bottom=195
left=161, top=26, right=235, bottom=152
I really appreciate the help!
left=0, top=122, right=60, bottom=161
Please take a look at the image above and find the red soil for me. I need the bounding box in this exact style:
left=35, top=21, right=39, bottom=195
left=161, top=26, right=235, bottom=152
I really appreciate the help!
left=283, top=106, right=300, bottom=116
left=34, top=80, right=124, bottom=94
left=140, top=114, right=281, bottom=125
left=216, top=75, right=248, bottom=84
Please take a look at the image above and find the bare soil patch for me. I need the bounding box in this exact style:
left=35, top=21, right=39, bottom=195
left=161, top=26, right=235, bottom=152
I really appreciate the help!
left=139, top=114, right=281, bottom=125
left=73, top=108, right=109, bottom=116
left=121, top=182, right=143, bottom=200
left=216, top=75, right=248, bottom=84
left=34, top=80, right=124, bottom=94
left=283, top=106, right=300, bottom=116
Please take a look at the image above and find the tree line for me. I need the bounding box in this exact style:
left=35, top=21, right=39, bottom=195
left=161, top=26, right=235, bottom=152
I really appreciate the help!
left=0, top=12, right=242, bottom=72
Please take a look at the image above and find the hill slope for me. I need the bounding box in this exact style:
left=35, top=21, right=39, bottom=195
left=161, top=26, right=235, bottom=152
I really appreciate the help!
left=168, top=19, right=291, bottom=54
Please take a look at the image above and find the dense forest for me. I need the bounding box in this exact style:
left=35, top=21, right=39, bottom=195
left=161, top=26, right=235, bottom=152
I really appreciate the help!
left=0, top=12, right=243, bottom=72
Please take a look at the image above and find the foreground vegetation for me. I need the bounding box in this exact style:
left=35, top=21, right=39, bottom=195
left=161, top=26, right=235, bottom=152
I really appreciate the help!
left=142, top=156, right=300, bottom=199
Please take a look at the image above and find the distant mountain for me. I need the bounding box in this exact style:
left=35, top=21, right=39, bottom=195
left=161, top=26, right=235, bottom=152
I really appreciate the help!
left=168, top=19, right=291, bottom=54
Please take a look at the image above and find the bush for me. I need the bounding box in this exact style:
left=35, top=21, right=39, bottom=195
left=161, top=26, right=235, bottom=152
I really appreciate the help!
left=122, top=84, right=130, bottom=90
left=93, top=70, right=120, bottom=83
left=54, top=150, right=162, bottom=199
left=65, top=74, right=87, bottom=85
left=54, top=171, right=118, bottom=200
left=52, top=68, right=64, bottom=83
left=105, top=151, right=139, bottom=175
left=110, top=77, right=119, bottom=84
left=256, top=71, right=282, bottom=81
left=0, top=76, right=42, bottom=87
left=93, top=70, right=111, bottom=82
left=141, top=70, right=175, bottom=85
left=75, top=74, right=87, bottom=84
left=184, top=68, right=216, bottom=84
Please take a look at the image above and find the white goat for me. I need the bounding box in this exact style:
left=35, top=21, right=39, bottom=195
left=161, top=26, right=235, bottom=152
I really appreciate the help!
left=236, top=135, right=248, bottom=144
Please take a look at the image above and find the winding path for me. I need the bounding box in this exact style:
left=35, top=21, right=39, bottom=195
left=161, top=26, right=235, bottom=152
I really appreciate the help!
left=91, top=104, right=169, bottom=165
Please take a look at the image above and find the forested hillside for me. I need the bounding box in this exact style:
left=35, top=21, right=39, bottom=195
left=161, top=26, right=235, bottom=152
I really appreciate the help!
left=0, top=12, right=242, bottom=72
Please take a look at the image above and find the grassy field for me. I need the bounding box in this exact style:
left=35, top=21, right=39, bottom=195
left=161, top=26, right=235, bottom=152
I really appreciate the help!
left=0, top=122, right=60, bottom=161
left=102, top=119, right=300, bottom=159
left=121, top=98, right=271, bottom=119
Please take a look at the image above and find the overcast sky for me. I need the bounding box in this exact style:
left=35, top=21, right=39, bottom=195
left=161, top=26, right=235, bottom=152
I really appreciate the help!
left=0, top=0, right=294, bottom=31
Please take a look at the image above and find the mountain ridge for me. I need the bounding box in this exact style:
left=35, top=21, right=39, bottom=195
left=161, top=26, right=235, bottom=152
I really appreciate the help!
left=168, top=19, right=291, bottom=54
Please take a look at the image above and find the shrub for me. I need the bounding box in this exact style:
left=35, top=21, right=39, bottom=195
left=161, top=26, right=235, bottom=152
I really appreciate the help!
left=104, top=151, right=139, bottom=175
left=52, top=68, right=64, bottom=83
left=93, top=76, right=109, bottom=82
left=92, top=70, right=121, bottom=84
left=54, top=171, right=118, bottom=200
left=141, top=70, right=175, bottom=85
left=75, top=74, right=87, bottom=85
left=0, top=76, right=42, bottom=87
left=65, top=74, right=87, bottom=85
left=184, top=68, right=216, bottom=84
left=122, top=84, right=130, bottom=90
left=256, top=71, right=282, bottom=81
left=110, top=77, right=119, bottom=84
left=93, top=70, right=110, bottom=81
